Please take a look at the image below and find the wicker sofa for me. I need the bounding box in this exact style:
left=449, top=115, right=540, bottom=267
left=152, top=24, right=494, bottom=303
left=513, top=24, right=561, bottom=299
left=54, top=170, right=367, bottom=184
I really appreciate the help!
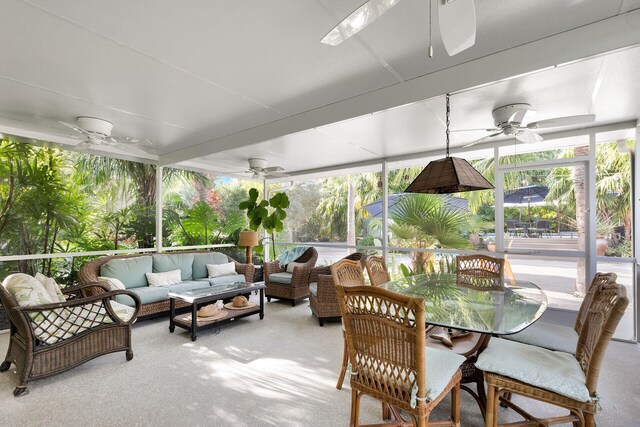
left=263, top=247, right=318, bottom=306
left=0, top=273, right=140, bottom=396
left=309, top=252, right=367, bottom=326
left=78, top=251, right=254, bottom=318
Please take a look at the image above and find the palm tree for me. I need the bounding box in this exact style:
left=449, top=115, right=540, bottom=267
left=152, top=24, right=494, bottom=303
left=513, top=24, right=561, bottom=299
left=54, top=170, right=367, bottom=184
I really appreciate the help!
left=75, top=156, right=209, bottom=248
left=389, top=194, right=470, bottom=271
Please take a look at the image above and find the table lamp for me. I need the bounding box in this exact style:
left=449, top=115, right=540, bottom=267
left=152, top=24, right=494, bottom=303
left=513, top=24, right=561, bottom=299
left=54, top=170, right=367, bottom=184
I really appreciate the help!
left=238, top=231, right=259, bottom=264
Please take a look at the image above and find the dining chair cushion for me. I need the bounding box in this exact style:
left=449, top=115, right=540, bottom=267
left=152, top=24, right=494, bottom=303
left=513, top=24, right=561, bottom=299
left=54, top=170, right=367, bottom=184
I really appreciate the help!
left=424, top=347, right=466, bottom=401
left=475, top=338, right=590, bottom=402
left=502, top=322, right=577, bottom=355
left=309, top=282, right=318, bottom=296
left=268, top=272, right=293, bottom=284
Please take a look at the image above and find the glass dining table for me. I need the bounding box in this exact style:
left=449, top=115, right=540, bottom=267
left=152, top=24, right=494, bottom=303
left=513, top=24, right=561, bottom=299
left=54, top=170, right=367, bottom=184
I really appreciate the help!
left=382, top=272, right=548, bottom=416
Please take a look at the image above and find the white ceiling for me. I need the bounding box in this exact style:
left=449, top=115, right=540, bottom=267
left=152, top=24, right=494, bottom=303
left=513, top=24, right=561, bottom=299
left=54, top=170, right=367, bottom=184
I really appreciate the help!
left=1, top=0, right=640, bottom=177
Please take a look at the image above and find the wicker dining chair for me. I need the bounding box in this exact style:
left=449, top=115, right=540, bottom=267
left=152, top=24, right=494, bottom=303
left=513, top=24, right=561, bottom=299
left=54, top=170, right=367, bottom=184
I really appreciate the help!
left=456, top=254, right=505, bottom=291
left=364, top=255, right=390, bottom=287
left=331, top=258, right=367, bottom=390
left=308, top=252, right=367, bottom=326
left=503, top=272, right=617, bottom=354
left=336, top=284, right=464, bottom=427
left=478, top=281, right=629, bottom=427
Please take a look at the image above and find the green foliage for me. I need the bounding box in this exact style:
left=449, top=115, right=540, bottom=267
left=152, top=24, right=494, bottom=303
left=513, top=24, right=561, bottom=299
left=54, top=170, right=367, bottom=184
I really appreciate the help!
left=239, top=188, right=290, bottom=258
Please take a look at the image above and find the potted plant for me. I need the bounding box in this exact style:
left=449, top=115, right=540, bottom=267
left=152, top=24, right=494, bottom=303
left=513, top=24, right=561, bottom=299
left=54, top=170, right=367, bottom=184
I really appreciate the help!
left=239, top=188, right=290, bottom=259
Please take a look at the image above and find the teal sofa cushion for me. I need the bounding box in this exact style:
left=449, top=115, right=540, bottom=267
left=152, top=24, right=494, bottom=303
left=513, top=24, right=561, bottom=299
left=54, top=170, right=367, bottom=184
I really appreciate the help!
left=193, top=252, right=229, bottom=279
left=268, top=272, right=292, bottom=284
left=101, top=256, right=152, bottom=289
left=199, top=274, right=246, bottom=286
left=115, top=286, right=168, bottom=306
left=152, top=253, right=194, bottom=281
left=168, top=281, right=210, bottom=293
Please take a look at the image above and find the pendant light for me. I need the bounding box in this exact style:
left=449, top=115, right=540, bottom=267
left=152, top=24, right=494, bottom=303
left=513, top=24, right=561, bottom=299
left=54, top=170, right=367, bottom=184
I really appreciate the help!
left=405, top=94, right=494, bottom=194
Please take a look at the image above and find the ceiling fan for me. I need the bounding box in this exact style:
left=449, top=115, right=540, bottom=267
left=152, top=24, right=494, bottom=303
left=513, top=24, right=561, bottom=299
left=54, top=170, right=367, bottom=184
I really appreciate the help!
left=321, top=0, right=476, bottom=56
left=244, top=158, right=289, bottom=179
left=456, top=104, right=596, bottom=147
left=60, top=116, right=153, bottom=151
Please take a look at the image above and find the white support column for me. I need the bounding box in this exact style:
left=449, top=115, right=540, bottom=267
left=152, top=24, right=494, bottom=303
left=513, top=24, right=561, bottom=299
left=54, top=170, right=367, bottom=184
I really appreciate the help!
left=382, top=160, right=389, bottom=261
left=634, top=125, right=640, bottom=341
left=155, top=165, right=164, bottom=253
left=263, top=179, right=270, bottom=263
left=494, top=147, right=505, bottom=253
left=587, top=134, right=597, bottom=286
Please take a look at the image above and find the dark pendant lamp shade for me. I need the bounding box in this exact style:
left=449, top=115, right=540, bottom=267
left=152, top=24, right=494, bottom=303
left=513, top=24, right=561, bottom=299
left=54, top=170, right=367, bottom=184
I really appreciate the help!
left=405, top=93, right=494, bottom=194
left=405, top=156, right=494, bottom=194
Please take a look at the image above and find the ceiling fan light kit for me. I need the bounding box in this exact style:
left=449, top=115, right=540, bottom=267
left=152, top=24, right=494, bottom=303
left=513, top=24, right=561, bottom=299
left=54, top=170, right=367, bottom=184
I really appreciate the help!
left=405, top=93, right=493, bottom=194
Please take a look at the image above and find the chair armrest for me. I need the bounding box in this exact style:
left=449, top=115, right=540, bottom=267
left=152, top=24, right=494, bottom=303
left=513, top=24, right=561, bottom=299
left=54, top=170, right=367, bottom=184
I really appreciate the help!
left=263, top=260, right=284, bottom=279
left=316, top=274, right=338, bottom=303
left=233, top=262, right=255, bottom=282
left=290, top=266, right=312, bottom=287
left=309, top=265, right=331, bottom=283
left=62, top=282, right=110, bottom=298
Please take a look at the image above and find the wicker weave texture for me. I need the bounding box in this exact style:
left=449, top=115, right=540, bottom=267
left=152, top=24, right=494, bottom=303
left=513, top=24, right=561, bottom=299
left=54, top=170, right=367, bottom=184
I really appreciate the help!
left=456, top=254, right=505, bottom=291
left=0, top=283, right=140, bottom=395
left=364, top=256, right=390, bottom=287
left=78, top=251, right=254, bottom=318
left=574, top=272, right=617, bottom=334
left=330, top=258, right=365, bottom=288
left=263, top=247, right=318, bottom=304
left=337, top=285, right=461, bottom=425
left=484, top=281, right=628, bottom=427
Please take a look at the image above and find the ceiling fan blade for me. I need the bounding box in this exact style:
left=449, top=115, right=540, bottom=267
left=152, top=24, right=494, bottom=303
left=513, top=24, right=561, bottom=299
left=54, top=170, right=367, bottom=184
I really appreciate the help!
left=516, top=129, right=543, bottom=144
left=263, top=166, right=284, bottom=173
left=438, top=0, right=476, bottom=56
left=265, top=172, right=290, bottom=179
left=450, top=128, right=500, bottom=133
left=75, top=140, right=95, bottom=150
left=527, top=114, right=596, bottom=129
left=463, top=131, right=504, bottom=147
left=321, top=0, right=403, bottom=46
left=60, top=120, right=93, bottom=137
left=108, top=136, right=154, bottom=146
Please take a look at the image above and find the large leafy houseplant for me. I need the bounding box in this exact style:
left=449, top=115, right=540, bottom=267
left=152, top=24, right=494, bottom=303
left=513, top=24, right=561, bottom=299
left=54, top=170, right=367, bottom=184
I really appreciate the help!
left=239, top=188, right=290, bottom=258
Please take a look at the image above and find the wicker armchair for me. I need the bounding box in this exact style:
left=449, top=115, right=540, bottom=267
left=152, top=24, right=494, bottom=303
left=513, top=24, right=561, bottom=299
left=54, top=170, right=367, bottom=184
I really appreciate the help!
left=336, top=284, right=463, bottom=426
left=78, top=251, right=254, bottom=318
left=480, top=281, right=629, bottom=427
left=0, top=276, right=140, bottom=396
left=456, top=254, right=505, bottom=291
left=309, top=252, right=367, bottom=326
left=364, top=255, right=390, bottom=287
left=263, top=247, right=318, bottom=306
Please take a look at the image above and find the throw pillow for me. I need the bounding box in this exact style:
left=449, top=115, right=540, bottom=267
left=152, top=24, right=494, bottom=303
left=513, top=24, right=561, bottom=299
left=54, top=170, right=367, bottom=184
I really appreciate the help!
left=207, top=262, right=236, bottom=278
left=286, top=261, right=305, bottom=273
left=97, top=276, right=126, bottom=291
left=145, top=269, right=181, bottom=287
left=34, top=272, right=66, bottom=302
left=3, top=273, right=54, bottom=306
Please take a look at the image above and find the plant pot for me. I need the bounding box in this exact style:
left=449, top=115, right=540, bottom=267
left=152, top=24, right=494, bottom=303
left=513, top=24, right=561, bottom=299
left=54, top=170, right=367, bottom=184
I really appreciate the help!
left=596, top=237, right=608, bottom=256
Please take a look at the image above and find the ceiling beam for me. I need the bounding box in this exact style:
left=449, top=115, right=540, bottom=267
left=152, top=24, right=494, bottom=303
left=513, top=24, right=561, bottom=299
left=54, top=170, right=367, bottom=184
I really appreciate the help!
left=160, top=9, right=640, bottom=166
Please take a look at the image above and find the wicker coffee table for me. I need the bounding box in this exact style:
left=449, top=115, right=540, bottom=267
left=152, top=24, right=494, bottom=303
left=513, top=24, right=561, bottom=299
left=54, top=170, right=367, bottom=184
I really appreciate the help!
left=168, top=281, right=265, bottom=341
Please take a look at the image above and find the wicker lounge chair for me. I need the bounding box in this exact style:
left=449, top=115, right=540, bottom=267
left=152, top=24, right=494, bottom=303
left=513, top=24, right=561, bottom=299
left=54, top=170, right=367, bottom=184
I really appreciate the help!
left=308, top=252, right=367, bottom=326
left=336, top=284, right=464, bottom=426
left=0, top=274, right=140, bottom=396
left=263, top=246, right=318, bottom=306
left=479, top=281, right=629, bottom=427
left=364, top=255, right=390, bottom=287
